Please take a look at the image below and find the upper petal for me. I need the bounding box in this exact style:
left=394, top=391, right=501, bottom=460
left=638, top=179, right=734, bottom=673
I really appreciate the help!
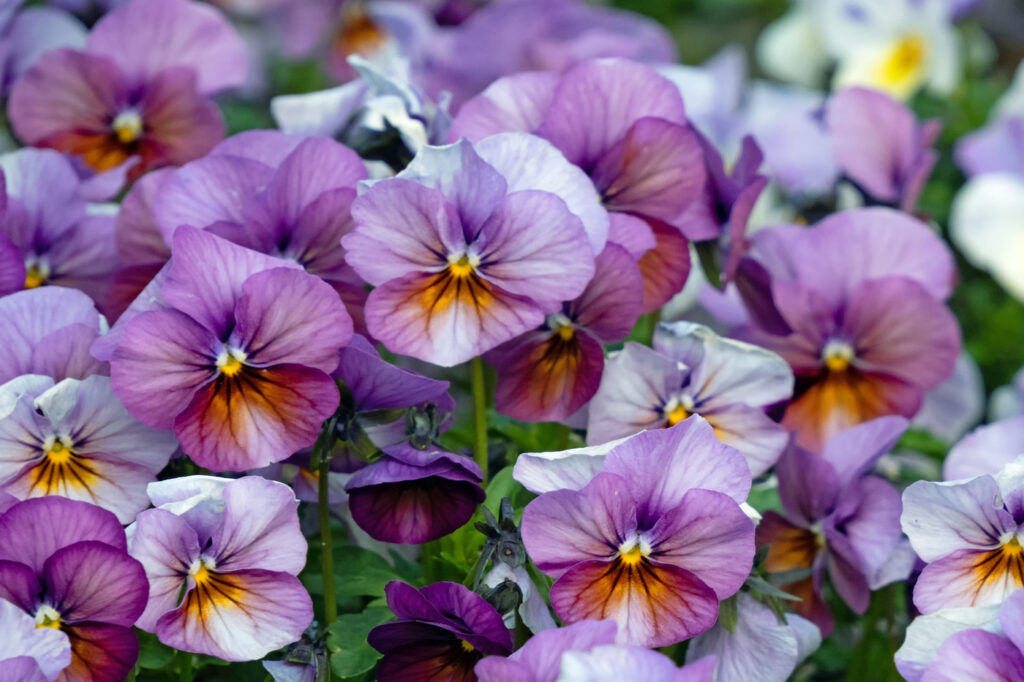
left=42, top=541, right=148, bottom=627
left=0, top=496, right=125, bottom=573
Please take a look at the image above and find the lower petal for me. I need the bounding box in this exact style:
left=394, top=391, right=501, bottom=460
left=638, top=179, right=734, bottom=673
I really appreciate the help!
left=924, top=629, right=1024, bottom=682
left=348, top=475, right=485, bottom=544
left=914, top=546, right=1024, bottom=614
left=783, top=368, right=920, bottom=452
left=550, top=557, right=718, bottom=647
left=636, top=217, right=690, bottom=314
left=756, top=512, right=819, bottom=574
left=60, top=622, right=138, bottom=682
left=376, top=639, right=480, bottom=682
left=173, top=364, right=339, bottom=471
left=155, top=569, right=313, bottom=662
left=487, top=329, right=604, bottom=422
left=365, top=271, right=544, bottom=367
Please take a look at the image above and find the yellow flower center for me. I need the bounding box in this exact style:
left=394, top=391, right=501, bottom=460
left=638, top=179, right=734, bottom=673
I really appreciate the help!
left=24, top=265, right=45, bottom=289
left=448, top=254, right=475, bottom=278
left=189, top=558, right=216, bottom=585
left=619, top=544, right=647, bottom=566
left=665, top=404, right=690, bottom=426
left=111, top=111, right=144, bottom=145
left=35, top=605, right=62, bottom=630
left=822, top=341, right=855, bottom=373
left=882, top=34, right=926, bottom=86
left=216, top=348, right=247, bottom=377
left=45, top=440, right=73, bottom=465
left=460, top=639, right=475, bottom=653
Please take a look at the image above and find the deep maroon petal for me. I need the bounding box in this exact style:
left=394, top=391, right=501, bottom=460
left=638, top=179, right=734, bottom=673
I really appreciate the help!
left=348, top=474, right=485, bottom=544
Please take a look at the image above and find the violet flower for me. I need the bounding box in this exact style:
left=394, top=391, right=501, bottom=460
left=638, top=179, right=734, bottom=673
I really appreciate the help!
left=368, top=580, right=513, bottom=681
left=342, top=137, right=597, bottom=366
left=0, top=149, right=117, bottom=305
left=485, top=243, right=643, bottom=423
left=586, top=322, right=793, bottom=477
left=902, top=455, right=1024, bottom=613
left=476, top=619, right=717, bottom=682
left=756, top=416, right=908, bottom=635
left=0, top=497, right=149, bottom=682
left=0, top=1, right=84, bottom=96
left=520, top=419, right=755, bottom=646
left=826, top=86, right=941, bottom=213
left=128, top=476, right=313, bottom=661
left=0, top=374, right=176, bottom=523
left=100, top=226, right=353, bottom=471
left=0, top=286, right=108, bottom=385
left=917, top=590, right=1024, bottom=681
left=0, top=598, right=71, bottom=682
left=144, top=130, right=371, bottom=333
left=737, top=207, right=960, bottom=451
left=685, top=592, right=821, bottom=682
left=9, top=0, right=247, bottom=182
left=944, top=416, right=1024, bottom=481
left=449, top=58, right=706, bottom=313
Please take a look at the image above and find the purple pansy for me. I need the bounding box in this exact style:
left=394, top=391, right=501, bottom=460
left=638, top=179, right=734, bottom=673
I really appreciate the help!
left=0, top=286, right=108, bottom=385
left=0, top=374, right=176, bottom=523
left=756, top=417, right=909, bottom=635
left=520, top=419, right=755, bottom=647
left=449, top=58, right=707, bottom=313
left=0, top=149, right=117, bottom=306
left=826, top=86, right=941, bottom=213
left=101, top=226, right=353, bottom=471
left=0, top=598, right=71, bottom=682
left=342, top=137, right=596, bottom=366
left=0, top=2, right=84, bottom=96
left=346, top=442, right=484, bottom=544
left=901, top=455, right=1024, bottom=613
left=128, top=476, right=313, bottom=661
left=485, top=242, right=643, bottom=423
left=368, top=580, right=513, bottom=682
left=736, top=207, right=960, bottom=451
left=586, top=322, right=792, bottom=476
left=0, top=497, right=149, bottom=682
left=9, top=0, right=247, bottom=183
left=143, top=130, right=371, bottom=333
left=944, top=416, right=1024, bottom=481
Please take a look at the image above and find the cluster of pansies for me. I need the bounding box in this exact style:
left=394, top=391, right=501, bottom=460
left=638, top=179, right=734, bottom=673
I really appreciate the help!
left=1, top=0, right=1023, bottom=680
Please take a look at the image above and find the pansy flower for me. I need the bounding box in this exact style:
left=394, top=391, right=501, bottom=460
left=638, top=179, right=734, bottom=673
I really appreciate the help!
left=343, top=136, right=597, bottom=366
left=485, top=243, right=643, bottom=422
left=449, top=58, right=706, bottom=312
left=902, top=455, right=1024, bottom=613
left=128, top=476, right=313, bottom=661
left=586, top=322, right=792, bottom=476
left=737, top=207, right=960, bottom=451
left=368, top=580, right=513, bottom=681
left=9, top=0, right=247, bottom=182
left=0, top=598, right=71, bottom=682
left=0, top=374, right=176, bottom=523
left=0, top=149, right=117, bottom=305
left=101, top=226, right=353, bottom=471
left=520, top=418, right=755, bottom=646
left=826, top=87, right=941, bottom=213
left=0, top=287, right=108, bottom=386
left=756, top=417, right=908, bottom=634
left=0, top=497, right=149, bottom=682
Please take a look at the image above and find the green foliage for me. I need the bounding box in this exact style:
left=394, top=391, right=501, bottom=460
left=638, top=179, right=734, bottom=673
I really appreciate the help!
left=326, top=608, right=395, bottom=680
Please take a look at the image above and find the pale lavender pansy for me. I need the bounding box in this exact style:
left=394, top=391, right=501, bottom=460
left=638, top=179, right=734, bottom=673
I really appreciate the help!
left=918, top=590, right=1024, bottom=681
left=128, top=475, right=313, bottom=661
left=0, top=598, right=71, bottom=682
left=902, top=455, right=1024, bottom=613
left=944, top=416, right=1024, bottom=482
left=0, top=374, right=176, bottom=523
left=685, top=592, right=821, bottom=682
left=586, top=322, right=793, bottom=476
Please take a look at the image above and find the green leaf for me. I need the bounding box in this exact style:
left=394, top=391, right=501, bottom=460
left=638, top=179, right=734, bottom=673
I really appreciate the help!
left=135, top=630, right=175, bottom=670
left=717, top=594, right=739, bottom=633
left=326, top=607, right=395, bottom=679
left=335, top=546, right=410, bottom=598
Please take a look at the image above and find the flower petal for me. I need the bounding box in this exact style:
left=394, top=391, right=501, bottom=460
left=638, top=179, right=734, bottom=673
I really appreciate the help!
left=43, top=541, right=148, bottom=627
left=902, top=476, right=1014, bottom=562
left=210, top=477, right=306, bottom=575
left=128, top=508, right=201, bottom=631
left=0, top=497, right=125, bottom=573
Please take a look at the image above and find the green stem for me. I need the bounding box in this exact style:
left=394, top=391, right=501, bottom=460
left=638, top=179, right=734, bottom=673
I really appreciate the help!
left=471, top=357, right=489, bottom=482
left=177, top=651, right=192, bottom=682
left=318, top=444, right=337, bottom=628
